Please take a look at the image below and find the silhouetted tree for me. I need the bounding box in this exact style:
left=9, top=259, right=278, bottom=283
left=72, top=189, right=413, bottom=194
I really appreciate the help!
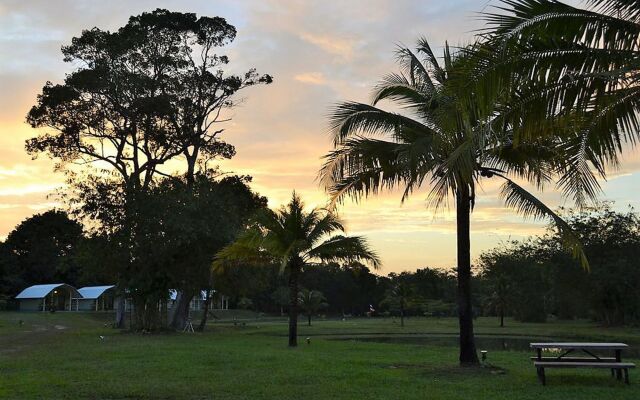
left=319, top=38, right=587, bottom=364
left=26, top=9, right=272, bottom=330
left=216, top=192, right=380, bottom=346
left=1, top=211, right=83, bottom=295
left=298, top=289, right=327, bottom=326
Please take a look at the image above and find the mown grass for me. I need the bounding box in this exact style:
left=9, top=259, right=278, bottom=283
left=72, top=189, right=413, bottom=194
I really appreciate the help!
left=0, top=312, right=638, bottom=399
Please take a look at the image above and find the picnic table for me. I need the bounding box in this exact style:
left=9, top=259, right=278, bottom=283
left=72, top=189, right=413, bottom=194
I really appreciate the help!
left=530, top=342, right=635, bottom=385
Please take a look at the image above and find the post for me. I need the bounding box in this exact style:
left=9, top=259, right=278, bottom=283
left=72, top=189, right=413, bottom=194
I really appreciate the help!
left=615, top=349, right=622, bottom=380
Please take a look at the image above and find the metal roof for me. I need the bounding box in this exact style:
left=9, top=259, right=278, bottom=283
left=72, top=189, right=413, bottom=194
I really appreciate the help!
left=77, top=285, right=115, bottom=300
left=15, top=283, right=80, bottom=299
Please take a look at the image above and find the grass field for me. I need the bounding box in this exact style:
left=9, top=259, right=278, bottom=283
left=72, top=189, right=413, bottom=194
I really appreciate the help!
left=1, top=312, right=639, bottom=399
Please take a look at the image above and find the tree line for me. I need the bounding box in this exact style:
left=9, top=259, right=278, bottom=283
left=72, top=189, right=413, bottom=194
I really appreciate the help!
left=4, top=203, right=636, bottom=329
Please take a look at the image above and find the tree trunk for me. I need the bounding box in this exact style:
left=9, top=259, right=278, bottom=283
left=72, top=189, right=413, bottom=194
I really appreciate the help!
left=456, top=188, right=479, bottom=365
left=115, top=296, right=126, bottom=328
left=170, top=290, right=194, bottom=330
left=500, top=306, right=504, bottom=328
left=400, top=302, right=405, bottom=328
left=198, top=288, right=213, bottom=331
left=308, top=314, right=311, bottom=326
left=288, top=264, right=300, bottom=347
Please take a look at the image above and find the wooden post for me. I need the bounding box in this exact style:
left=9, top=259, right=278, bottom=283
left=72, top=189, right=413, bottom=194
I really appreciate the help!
left=615, top=350, right=622, bottom=380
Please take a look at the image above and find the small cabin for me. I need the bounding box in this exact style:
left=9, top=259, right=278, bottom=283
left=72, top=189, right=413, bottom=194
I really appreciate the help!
left=15, top=284, right=81, bottom=311
left=74, top=285, right=116, bottom=311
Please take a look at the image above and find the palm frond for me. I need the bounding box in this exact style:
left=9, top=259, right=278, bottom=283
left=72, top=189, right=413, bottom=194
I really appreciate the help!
left=496, top=174, right=589, bottom=269
left=306, top=234, right=381, bottom=269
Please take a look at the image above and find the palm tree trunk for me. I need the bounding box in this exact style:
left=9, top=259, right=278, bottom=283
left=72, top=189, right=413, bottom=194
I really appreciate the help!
left=288, top=264, right=300, bottom=347
left=456, top=188, right=479, bottom=365
left=308, top=314, right=312, bottom=326
left=500, top=306, right=504, bottom=328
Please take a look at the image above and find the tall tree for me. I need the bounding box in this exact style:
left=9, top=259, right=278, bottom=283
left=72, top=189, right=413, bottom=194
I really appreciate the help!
left=25, top=9, right=272, bottom=330
left=319, top=39, right=587, bottom=364
left=216, top=192, right=380, bottom=346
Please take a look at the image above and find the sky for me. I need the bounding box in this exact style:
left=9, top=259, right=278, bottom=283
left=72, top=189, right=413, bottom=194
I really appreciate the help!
left=0, top=0, right=639, bottom=274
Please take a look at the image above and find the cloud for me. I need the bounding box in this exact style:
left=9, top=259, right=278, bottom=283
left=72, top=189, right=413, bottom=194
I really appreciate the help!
left=299, top=32, right=356, bottom=60
left=294, top=72, right=327, bottom=85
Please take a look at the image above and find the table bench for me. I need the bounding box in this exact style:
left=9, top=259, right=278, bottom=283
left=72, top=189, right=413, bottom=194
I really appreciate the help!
left=530, top=342, right=636, bottom=385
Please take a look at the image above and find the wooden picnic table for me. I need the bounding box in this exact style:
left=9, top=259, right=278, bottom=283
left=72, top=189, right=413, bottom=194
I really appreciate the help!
left=530, top=342, right=635, bottom=385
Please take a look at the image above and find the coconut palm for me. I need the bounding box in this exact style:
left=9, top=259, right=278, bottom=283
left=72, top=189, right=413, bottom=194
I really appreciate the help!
left=298, top=289, right=328, bottom=326
left=382, top=275, right=415, bottom=328
left=216, top=192, right=379, bottom=346
left=478, top=0, right=640, bottom=206
left=319, top=38, right=588, bottom=364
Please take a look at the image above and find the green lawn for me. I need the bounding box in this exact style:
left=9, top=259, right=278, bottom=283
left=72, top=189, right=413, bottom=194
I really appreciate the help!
left=1, top=312, right=639, bottom=399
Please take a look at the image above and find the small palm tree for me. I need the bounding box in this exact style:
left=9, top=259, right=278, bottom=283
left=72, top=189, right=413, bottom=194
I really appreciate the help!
left=319, top=39, right=587, bottom=364
left=382, top=275, right=414, bottom=328
left=298, top=289, right=328, bottom=326
left=216, top=192, right=379, bottom=346
left=485, top=275, right=510, bottom=328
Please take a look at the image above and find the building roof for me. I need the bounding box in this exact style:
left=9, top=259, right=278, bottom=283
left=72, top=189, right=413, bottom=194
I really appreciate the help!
left=15, top=283, right=80, bottom=299
left=77, top=285, right=115, bottom=300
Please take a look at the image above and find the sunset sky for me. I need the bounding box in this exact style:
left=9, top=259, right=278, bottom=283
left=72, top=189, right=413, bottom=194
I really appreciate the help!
left=1, top=0, right=639, bottom=274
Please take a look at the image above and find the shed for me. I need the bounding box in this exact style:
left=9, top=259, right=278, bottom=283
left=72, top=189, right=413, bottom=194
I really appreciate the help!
left=74, top=285, right=116, bottom=311
left=15, top=283, right=80, bottom=311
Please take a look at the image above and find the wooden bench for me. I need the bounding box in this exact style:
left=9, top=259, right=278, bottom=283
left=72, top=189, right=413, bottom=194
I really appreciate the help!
left=535, top=361, right=636, bottom=385
left=530, top=342, right=636, bottom=385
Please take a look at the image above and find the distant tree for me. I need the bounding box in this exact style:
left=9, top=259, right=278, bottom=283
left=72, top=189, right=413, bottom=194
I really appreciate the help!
left=381, top=273, right=415, bottom=327
left=216, top=192, right=380, bottom=346
left=479, top=242, right=548, bottom=323
left=298, top=289, right=327, bottom=326
left=482, top=274, right=510, bottom=327
left=552, top=204, right=640, bottom=325
left=271, top=286, right=290, bottom=316
left=1, top=211, right=83, bottom=295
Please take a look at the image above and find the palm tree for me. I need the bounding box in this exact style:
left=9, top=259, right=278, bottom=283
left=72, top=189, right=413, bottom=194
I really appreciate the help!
left=298, top=289, right=328, bottom=326
left=382, top=275, right=415, bottom=328
left=216, top=192, right=379, bottom=346
left=319, top=38, right=588, bottom=364
left=485, top=274, right=510, bottom=328
left=478, top=0, right=640, bottom=205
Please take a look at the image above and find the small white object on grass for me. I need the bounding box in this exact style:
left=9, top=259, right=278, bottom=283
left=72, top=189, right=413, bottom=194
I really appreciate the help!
left=99, top=335, right=105, bottom=340
left=306, top=337, right=311, bottom=345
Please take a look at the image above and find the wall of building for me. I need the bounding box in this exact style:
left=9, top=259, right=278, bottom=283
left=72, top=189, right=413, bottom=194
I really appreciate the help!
left=18, top=298, right=44, bottom=311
